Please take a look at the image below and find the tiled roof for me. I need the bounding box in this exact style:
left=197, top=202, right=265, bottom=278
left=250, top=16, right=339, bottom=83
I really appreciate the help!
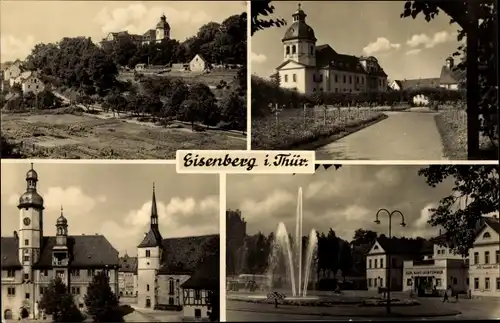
left=181, top=254, right=219, bottom=290
left=119, top=255, right=138, bottom=273
left=159, top=234, right=219, bottom=275
left=375, top=236, right=432, bottom=255
left=143, top=29, right=156, bottom=41
left=482, top=217, right=500, bottom=235
left=137, top=229, right=163, bottom=248
left=397, top=78, right=441, bottom=90
left=1, top=235, right=119, bottom=269
left=439, top=66, right=463, bottom=84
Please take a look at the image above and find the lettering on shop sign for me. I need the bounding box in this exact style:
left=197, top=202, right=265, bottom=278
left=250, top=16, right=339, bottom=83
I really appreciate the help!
left=405, top=269, right=443, bottom=275
left=475, top=264, right=499, bottom=270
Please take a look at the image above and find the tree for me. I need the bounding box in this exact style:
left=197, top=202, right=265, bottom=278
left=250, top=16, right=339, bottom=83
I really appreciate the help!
left=180, top=99, right=202, bottom=130
left=251, top=1, right=287, bottom=35
left=221, top=91, right=246, bottom=131
left=188, top=83, right=219, bottom=126
left=0, top=134, right=23, bottom=158
left=38, top=277, right=84, bottom=322
left=351, top=229, right=378, bottom=246
left=207, top=289, right=220, bottom=322
left=418, top=165, right=499, bottom=256
left=84, top=271, right=122, bottom=322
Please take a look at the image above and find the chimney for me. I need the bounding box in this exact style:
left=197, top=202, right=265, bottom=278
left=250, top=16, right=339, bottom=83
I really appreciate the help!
left=13, top=231, right=18, bottom=239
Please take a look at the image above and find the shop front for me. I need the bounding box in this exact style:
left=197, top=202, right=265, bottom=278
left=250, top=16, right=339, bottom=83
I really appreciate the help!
left=404, top=267, right=445, bottom=296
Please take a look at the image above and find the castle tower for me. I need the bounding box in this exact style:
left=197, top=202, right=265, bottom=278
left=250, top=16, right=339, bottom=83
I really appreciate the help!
left=52, top=207, right=70, bottom=286
left=281, top=3, right=317, bottom=66
left=137, top=183, right=163, bottom=308
left=18, top=163, right=44, bottom=281
left=156, top=14, right=171, bottom=42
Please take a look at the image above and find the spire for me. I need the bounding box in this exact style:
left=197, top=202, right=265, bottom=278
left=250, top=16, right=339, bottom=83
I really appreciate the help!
left=61, top=205, right=63, bottom=216
left=293, top=2, right=307, bottom=22
left=151, top=182, right=158, bottom=230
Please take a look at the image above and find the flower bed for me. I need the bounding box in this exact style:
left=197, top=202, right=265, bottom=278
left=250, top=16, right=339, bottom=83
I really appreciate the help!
left=360, top=298, right=420, bottom=307
left=251, top=106, right=387, bottom=150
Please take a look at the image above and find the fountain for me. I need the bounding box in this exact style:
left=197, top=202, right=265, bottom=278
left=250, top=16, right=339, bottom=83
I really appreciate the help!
left=266, top=187, right=319, bottom=299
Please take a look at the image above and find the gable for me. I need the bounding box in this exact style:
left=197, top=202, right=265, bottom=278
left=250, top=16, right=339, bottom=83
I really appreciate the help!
left=474, top=225, right=499, bottom=245
left=277, top=60, right=307, bottom=71
left=367, top=240, right=385, bottom=255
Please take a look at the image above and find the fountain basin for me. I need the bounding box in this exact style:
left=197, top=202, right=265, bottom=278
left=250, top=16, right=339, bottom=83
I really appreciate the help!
left=246, top=295, right=319, bottom=300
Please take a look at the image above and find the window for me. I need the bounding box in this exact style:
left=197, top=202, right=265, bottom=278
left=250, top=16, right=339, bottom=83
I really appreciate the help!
left=374, top=259, right=378, bottom=268
left=343, top=75, right=346, bottom=83
left=24, top=255, right=30, bottom=262
left=349, top=76, right=352, bottom=84
left=145, top=250, right=151, bottom=257
left=146, top=284, right=150, bottom=292
left=496, top=250, right=499, bottom=264
left=25, top=293, right=30, bottom=299
left=169, top=279, right=175, bottom=295
left=310, top=46, right=314, bottom=55
left=466, top=278, right=470, bottom=286
left=361, top=77, right=364, bottom=84
left=485, top=277, right=490, bottom=290
left=497, top=278, right=500, bottom=290
left=485, top=251, right=490, bottom=264
left=39, top=287, right=45, bottom=295
left=406, top=279, right=412, bottom=286
left=24, top=273, right=29, bottom=280
left=319, top=75, right=323, bottom=82
left=43, top=270, right=48, bottom=276
left=7, top=287, right=15, bottom=296
left=368, top=259, right=372, bottom=269
left=71, top=269, right=80, bottom=277
left=379, top=278, right=383, bottom=287
left=286, top=46, right=290, bottom=55
left=334, top=75, right=338, bottom=82
left=483, top=232, right=491, bottom=239
left=312, top=88, right=316, bottom=92
left=195, top=289, right=201, bottom=300
left=292, top=74, right=296, bottom=82
left=474, top=252, right=479, bottom=264
left=474, top=278, right=479, bottom=290
left=436, top=279, right=442, bottom=287
left=368, top=278, right=372, bottom=287
left=437, top=249, right=441, bottom=255
left=7, top=269, right=15, bottom=277
left=292, top=45, right=296, bottom=54
left=24, top=239, right=29, bottom=246
left=374, top=278, right=378, bottom=287
left=87, top=269, right=94, bottom=277
left=453, top=277, right=457, bottom=285
left=71, top=287, right=80, bottom=295
left=380, top=259, right=384, bottom=268
left=284, top=75, right=288, bottom=82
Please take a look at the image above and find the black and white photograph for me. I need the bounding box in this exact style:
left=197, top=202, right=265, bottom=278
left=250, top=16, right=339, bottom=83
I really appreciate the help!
left=0, top=0, right=247, bottom=159
left=250, top=1, right=498, bottom=160
left=226, top=165, right=499, bottom=321
left=1, top=162, right=220, bottom=322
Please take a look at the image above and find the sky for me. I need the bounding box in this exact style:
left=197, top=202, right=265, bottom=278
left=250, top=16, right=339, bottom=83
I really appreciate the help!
left=226, top=165, right=469, bottom=242
left=0, top=0, right=247, bottom=62
left=251, top=1, right=463, bottom=80
left=1, top=162, right=220, bottom=256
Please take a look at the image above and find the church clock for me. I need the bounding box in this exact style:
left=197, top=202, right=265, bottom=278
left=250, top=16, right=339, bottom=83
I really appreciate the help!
left=23, top=217, right=31, bottom=226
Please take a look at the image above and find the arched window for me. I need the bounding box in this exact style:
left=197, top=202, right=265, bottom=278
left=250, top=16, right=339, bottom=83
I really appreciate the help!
left=483, top=232, right=491, bottom=239
left=169, top=278, right=174, bottom=295
left=286, top=46, right=290, bottom=55
left=292, top=45, right=297, bottom=54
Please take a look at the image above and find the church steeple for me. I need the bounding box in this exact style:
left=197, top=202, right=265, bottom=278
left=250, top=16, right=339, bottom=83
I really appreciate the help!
left=151, top=183, right=158, bottom=230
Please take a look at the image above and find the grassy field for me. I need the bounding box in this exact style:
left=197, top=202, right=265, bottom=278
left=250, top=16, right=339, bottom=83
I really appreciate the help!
left=118, top=70, right=238, bottom=87
left=435, top=104, right=497, bottom=160
left=251, top=106, right=390, bottom=150
left=1, top=110, right=246, bottom=159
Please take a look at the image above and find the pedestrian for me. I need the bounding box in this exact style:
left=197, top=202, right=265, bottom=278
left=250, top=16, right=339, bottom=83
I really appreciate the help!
left=455, top=289, right=459, bottom=302
left=442, top=289, right=449, bottom=302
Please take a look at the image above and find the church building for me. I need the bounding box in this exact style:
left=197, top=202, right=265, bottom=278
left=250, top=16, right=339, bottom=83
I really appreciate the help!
left=276, top=4, right=388, bottom=95
left=1, top=164, right=119, bottom=321
left=136, top=185, right=219, bottom=321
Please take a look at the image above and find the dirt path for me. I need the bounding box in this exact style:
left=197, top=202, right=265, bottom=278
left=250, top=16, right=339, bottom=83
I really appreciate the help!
left=315, top=111, right=446, bottom=160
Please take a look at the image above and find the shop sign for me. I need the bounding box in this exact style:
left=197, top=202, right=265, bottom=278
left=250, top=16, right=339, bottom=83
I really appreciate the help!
left=405, top=269, right=443, bottom=275
left=475, top=264, right=499, bottom=270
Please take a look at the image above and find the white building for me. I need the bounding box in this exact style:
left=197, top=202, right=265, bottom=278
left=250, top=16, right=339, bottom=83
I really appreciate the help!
left=189, top=54, right=208, bottom=72
left=403, top=235, right=469, bottom=295
left=118, top=254, right=138, bottom=297
left=10, top=71, right=45, bottom=95
left=1, top=164, right=119, bottom=321
left=276, top=4, right=388, bottom=95
left=136, top=185, right=218, bottom=320
left=469, top=217, right=500, bottom=298
left=366, top=237, right=431, bottom=291
left=3, top=60, right=22, bottom=81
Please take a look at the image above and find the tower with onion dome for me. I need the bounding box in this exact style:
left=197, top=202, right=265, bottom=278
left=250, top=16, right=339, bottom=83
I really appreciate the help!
left=18, top=163, right=44, bottom=279
left=156, top=14, right=171, bottom=42
left=282, top=3, right=317, bottom=66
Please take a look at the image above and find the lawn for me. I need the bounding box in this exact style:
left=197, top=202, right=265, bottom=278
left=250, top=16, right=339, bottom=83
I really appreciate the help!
left=1, top=111, right=246, bottom=159
left=251, top=106, right=389, bottom=150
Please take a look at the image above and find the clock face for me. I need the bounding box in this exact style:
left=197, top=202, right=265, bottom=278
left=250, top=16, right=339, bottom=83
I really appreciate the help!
left=23, top=217, right=31, bottom=226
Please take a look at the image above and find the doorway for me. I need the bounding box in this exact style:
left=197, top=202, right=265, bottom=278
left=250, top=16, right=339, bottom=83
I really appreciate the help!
left=415, top=276, right=433, bottom=296
left=145, top=298, right=151, bottom=308
left=194, top=309, right=201, bottom=319
left=4, top=309, right=13, bottom=320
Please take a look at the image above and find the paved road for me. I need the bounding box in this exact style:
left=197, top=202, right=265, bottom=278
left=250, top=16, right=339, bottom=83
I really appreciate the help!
left=316, top=111, right=446, bottom=160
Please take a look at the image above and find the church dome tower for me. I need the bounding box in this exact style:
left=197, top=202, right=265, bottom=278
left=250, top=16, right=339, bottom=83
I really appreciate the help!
left=156, top=14, right=171, bottom=42
left=282, top=3, right=317, bottom=66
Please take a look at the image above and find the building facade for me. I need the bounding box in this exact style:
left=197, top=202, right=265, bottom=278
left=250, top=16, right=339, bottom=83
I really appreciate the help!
left=276, top=4, right=388, bottom=95
left=403, top=237, right=469, bottom=295
left=469, top=217, right=500, bottom=298
left=118, top=254, right=138, bottom=297
left=366, top=237, right=432, bottom=291
left=1, top=164, right=119, bottom=321
left=136, top=185, right=219, bottom=320
left=189, top=54, right=207, bottom=72
left=101, top=14, right=170, bottom=47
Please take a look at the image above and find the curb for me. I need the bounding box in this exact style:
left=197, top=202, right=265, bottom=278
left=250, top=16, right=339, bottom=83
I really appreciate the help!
left=227, top=307, right=461, bottom=318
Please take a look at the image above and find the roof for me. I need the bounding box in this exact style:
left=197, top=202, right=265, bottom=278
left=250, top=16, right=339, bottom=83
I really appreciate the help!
left=142, top=29, right=156, bottom=41
left=1, top=235, right=119, bottom=269
left=477, top=217, right=500, bottom=237
left=137, top=229, right=163, bottom=248
left=374, top=236, right=433, bottom=255
left=396, top=78, right=441, bottom=90
left=191, top=54, right=207, bottom=63
left=181, top=254, right=219, bottom=290
left=439, top=66, right=463, bottom=85
left=119, top=255, right=138, bottom=273
left=158, top=234, right=219, bottom=275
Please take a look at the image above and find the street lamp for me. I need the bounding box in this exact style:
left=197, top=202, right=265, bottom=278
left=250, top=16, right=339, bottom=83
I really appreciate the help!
left=374, top=208, right=406, bottom=315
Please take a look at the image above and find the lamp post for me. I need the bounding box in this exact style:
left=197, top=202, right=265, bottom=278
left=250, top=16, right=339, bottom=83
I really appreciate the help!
left=374, top=208, right=406, bottom=315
